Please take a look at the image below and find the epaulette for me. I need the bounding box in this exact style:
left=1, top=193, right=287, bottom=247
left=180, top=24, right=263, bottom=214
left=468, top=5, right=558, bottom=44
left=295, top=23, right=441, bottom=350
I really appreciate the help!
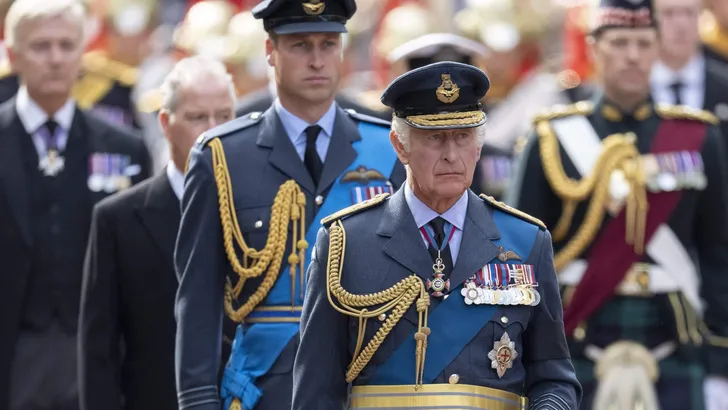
left=195, top=111, right=263, bottom=147
left=82, top=51, right=138, bottom=87
left=531, top=101, right=594, bottom=124
left=655, top=103, right=719, bottom=126
left=137, top=88, right=162, bottom=113
left=480, top=194, right=546, bottom=230
left=344, top=108, right=391, bottom=127
left=321, top=193, right=390, bottom=226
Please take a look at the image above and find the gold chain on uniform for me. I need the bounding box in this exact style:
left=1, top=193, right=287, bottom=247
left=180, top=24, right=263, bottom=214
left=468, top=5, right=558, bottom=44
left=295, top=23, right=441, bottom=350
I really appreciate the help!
left=326, top=219, right=431, bottom=387
left=536, top=120, right=648, bottom=271
left=208, top=138, right=308, bottom=322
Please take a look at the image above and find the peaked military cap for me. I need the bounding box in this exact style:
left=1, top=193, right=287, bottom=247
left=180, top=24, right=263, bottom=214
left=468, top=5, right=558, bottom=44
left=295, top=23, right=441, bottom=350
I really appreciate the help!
left=590, top=0, right=656, bottom=34
left=381, top=61, right=490, bottom=130
left=252, top=0, right=356, bottom=35
left=386, top=33, right=489, bottom=71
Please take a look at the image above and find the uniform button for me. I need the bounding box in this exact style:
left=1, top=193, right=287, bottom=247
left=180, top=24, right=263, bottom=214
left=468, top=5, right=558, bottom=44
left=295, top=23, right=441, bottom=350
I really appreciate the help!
left=50, top=204, right=60, bottom=215
left=254, top=220, right=263, bottom=229
left=378, top=313, right=387, bottom=322
left=315, top=195, right=324, bottom=206
left=51, top=225, right=60, bottom=235
left=448, top=374, right=460, bottom=384
left=500, top=316, right=509, bottom=324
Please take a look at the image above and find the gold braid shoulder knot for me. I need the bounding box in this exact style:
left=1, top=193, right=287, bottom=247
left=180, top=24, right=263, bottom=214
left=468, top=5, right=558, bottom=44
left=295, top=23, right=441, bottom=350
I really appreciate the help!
left=325, top=219, right=431, bottom=388
left=536, top=118, right=647, bottom=272
left=207, top=137, right=308, bottom=322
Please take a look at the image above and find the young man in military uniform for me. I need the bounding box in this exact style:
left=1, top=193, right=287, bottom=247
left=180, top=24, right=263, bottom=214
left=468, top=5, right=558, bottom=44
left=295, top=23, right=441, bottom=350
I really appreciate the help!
left=174, top=1, right=405, bottom=409
left=507, top=0, right=728, bottom=409
left=293, top=61, right=581, bottom=410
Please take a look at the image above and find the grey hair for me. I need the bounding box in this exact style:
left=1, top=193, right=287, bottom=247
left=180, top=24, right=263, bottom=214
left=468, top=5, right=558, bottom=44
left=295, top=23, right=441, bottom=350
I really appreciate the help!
left=5, top=0, right=86, bottom=49
left=391, top=116, right=488, bottom=151
left=160, top=55, right=237, bottom=113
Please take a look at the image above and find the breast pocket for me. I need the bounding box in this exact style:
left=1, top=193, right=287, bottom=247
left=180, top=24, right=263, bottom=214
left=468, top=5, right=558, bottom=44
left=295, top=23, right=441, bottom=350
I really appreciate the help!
left=235, top=204, right=273, bottom=249
left=469, top=307, right=530, bottom=380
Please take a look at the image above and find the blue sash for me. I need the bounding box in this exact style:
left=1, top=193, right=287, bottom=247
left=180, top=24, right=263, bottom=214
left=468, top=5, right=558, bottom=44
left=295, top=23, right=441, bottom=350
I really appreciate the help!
left=369, top=209, right=539, bottom=385
left=221, top=121, right=397, bottom=409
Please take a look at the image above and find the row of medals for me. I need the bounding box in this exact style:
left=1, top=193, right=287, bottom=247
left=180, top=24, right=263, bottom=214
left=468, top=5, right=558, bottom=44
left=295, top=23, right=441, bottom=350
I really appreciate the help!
left=461, top=282, right=541, bottom=306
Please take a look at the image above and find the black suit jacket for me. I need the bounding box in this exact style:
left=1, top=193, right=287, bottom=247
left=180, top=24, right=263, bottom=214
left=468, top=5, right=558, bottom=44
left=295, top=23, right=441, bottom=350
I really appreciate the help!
left=78, top=172, right=180, bottom=410
left=0, top=98, right=150, bottom=408
left=703, top=59, right=728, bottom=159
left=235, top=88, right=391, bottom=120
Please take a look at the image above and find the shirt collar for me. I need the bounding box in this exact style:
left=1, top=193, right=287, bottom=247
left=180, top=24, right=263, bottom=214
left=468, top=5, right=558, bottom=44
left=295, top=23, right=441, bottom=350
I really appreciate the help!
left=404, top=182, right=468, bottom=231
left=16, top=85, right=76, bottom=134
left=166, top=162, right=185, bottom=201
left=651, top=54, right=705, bottom=87
left=273, top=98, right=337, bottom=142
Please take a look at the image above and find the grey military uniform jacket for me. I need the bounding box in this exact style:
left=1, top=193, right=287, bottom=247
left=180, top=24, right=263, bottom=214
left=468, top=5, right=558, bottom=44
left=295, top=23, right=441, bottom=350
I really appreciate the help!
left=174, top=104, right=406, bottom=410
left=292, top=188, right=582, bottom=410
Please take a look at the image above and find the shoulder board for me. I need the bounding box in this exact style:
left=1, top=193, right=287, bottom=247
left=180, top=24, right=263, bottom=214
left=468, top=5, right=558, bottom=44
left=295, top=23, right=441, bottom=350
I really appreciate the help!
left=321, top=193, right=389, bottom=226
left=655, top=103, right=719, bottom=126
left=479, top=194, right=546, bottom=230
left=196, top=112, right=263, bottom=147
left=344, top=108, right=391, bottom=127
left=82, top=51, right=138, bottom=87
left=531, top=101, right=594, bottom=124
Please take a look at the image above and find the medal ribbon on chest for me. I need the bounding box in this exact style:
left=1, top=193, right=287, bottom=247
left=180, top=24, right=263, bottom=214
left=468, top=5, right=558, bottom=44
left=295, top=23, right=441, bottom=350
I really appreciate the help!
left=419, top=221, right=457, bottom=297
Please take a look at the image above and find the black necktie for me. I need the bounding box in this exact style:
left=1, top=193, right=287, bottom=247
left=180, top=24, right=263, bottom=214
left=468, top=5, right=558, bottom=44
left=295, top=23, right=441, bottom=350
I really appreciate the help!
left=670, top=80, right=683, bottom=106
left=427, top=217, right=454, bottom=278
left=44, top=119, right=59, bottom=150
left=304, top=125, right=323, bottom=186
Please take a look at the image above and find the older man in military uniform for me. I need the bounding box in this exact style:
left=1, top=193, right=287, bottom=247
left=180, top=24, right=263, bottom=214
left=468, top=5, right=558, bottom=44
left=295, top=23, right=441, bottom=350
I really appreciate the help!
left=507, top=0, right=728, bottom=409
left=293, top=61, right=581, bottom=410
left=174, top=1, right=405, bottom=409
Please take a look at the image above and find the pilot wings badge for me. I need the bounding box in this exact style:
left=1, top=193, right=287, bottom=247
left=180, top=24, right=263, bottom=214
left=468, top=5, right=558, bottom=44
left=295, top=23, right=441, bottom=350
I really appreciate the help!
left=436, top=74, right=460, bottom=104
left=302, top=0, right=325, bottom=15
left=342, top=165, right=387, bottom=185
left=343, top=166, right=393, bottom=204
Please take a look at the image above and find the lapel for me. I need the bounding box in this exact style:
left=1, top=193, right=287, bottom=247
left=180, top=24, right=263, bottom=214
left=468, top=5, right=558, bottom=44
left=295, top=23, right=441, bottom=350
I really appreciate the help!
left=447, top=191, right=501, bottom=288
left=378, top=188, right=434, bottom=283
left=0, top=98, right=32, bottom=246
left=135, top=173, right=181, bottom=270
left=256, top=107, right=316, bottom=195
left=703, top=62, right=722, bottom=112
left=316, top=107, right=360, bottom=194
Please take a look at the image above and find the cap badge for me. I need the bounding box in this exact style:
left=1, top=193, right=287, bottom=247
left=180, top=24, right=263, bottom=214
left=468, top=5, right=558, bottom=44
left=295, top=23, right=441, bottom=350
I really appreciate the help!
left=302, top=0, right=325, bottom=16
left=436, top=74, right=460, bottom=104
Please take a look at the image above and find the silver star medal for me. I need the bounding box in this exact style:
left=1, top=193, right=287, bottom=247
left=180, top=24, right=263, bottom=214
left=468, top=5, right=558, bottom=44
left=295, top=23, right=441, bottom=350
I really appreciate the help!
left=488, top=331, right=518, bottom=378
left=39, top=150, right=65, bottom=177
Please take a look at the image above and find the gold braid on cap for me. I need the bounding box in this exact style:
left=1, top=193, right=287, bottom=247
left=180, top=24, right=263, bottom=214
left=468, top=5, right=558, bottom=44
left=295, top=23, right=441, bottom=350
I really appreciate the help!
left=326, top=220, right=431, bottom=387
left=208, top=138, right=308, bottom=322
left=536, top=119, right=647, bottom=271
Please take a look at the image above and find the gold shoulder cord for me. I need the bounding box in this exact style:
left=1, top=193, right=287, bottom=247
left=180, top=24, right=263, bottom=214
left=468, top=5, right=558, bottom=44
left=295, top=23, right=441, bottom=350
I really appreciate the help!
left=207, top=137, right=308, bottom=321
left=326, top=219, right=431, bottom=387
left=536, top=119, right=647, bottom=271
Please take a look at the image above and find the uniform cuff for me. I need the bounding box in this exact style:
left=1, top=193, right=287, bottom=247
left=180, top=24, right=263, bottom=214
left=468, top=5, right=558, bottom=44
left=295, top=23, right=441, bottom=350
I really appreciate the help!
left=530, top=392, right=572, bottom=410
left=178, top=385, right=220, bottom=410
left=707, top=338, right=728, bottom=378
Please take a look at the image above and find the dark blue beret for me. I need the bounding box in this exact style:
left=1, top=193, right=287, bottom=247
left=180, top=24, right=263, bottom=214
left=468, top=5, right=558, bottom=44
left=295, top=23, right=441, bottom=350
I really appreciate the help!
left=252, top=0, right=356, bottom=35
left=380, top=61, right=490, bottom=130
left=591, top=0, right=656, bottom=34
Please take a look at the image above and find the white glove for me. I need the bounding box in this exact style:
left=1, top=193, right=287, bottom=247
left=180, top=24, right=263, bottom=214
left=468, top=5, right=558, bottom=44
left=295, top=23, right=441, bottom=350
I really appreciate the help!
left=704, top=376, right=728, bottom=410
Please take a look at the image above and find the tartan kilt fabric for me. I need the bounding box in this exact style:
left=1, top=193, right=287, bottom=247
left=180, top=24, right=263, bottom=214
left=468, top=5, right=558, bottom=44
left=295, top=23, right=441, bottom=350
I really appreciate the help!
left=564, top=292, right=706, bottom=410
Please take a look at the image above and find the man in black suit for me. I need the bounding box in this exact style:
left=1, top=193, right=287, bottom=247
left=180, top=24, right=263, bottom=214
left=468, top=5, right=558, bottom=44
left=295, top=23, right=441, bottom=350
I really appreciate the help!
left=78, top=55, right=236, bottom=410
left=0, top=0, right=150, bottom=409
left=652, top=0, right=728, bottom=156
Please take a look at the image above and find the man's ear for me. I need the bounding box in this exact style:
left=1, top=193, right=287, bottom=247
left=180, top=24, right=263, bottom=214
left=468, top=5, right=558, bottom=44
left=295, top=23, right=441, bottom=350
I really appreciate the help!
left=265, top=38, right=275, bottom=67
left=158, top=109, right=172, bottom=142
left=389, top=129, right=409, bottom=165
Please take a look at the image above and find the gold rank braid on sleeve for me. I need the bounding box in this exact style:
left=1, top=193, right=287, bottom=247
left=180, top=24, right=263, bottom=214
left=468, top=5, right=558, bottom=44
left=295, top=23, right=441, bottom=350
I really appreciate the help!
left=535, top=120, right=648, bottom=271
left=325, top=220, right=431, bottom=387
left=208, top=138, right=308, bottom=322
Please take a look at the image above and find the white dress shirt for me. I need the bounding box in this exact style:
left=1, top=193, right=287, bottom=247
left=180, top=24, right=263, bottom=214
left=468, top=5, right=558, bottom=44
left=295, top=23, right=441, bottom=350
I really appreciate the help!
left=166, top=162, right=185, bottom=201
left=16, top=85, right=76, bottom=157
left=651, top=55, right=705, bottom=109
left=274, top=98, right=336, bottom=162
left=404, top=182, right=469, bottom=265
